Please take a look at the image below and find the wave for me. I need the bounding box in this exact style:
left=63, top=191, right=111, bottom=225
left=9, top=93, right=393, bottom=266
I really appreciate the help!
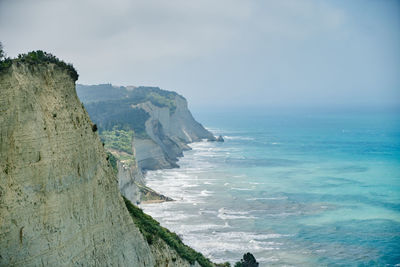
left=217, top=208, right=257, bottom=220
left=246, top=197, right=288, bottom=201
left=230, top=187, right=252, bottom=191
left=200, top=190, right=214, bottom=196
left=223, top=135, right=255, bottom=141
left=179, top=230, right=286, bottom=259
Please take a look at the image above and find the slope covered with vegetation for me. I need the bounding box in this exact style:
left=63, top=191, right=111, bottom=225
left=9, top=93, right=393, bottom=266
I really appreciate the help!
left=123, top=196, right=230, bottom=267
left=77, top=84, right=179, bottom=113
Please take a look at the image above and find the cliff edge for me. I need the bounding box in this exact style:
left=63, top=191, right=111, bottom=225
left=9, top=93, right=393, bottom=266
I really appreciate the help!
left=0, top=53, right=216, bottom=266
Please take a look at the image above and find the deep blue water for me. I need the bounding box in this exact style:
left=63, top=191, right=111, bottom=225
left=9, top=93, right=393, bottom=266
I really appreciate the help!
left=141, top=109, right=400, bottom=266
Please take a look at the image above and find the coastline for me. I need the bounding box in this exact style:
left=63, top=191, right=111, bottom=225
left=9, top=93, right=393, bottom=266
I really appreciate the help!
left=138, top=112, right=400, bottom=266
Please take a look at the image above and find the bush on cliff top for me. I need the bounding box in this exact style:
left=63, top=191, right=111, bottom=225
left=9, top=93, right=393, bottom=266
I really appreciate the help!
left=123, top=196, right=230, bottom=267
left=0, top=49, right=78, bottom=81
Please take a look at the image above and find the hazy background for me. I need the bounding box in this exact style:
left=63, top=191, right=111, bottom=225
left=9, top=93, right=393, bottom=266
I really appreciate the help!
left=1, top=0, right=399, bottom=110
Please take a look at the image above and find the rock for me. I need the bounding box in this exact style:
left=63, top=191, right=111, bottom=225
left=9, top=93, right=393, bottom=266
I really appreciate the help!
left=216, top=135, right=225, bottom=142
left=207, top=136, right=217, bottom=142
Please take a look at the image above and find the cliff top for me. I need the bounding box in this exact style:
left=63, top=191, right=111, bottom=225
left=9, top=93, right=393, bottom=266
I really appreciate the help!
left=77, top=83, right=182, bottom=112
left=0, top=50, right=78, bottom=81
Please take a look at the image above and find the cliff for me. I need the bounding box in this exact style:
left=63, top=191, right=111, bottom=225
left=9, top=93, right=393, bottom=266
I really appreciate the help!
left=76, top=84, right=216, bottom=204
left=76, top=84, right=215, bottom=171
left=0, top=53, right=215, bottom=266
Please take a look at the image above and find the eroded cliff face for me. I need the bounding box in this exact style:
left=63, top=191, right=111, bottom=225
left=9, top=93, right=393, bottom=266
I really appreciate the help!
left=0, top=62, right=195, bottom=266
left=133, top=98, right=214, bottom=172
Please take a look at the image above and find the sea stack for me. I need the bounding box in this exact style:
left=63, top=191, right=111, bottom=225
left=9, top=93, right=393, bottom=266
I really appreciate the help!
left=216, top=135, right=225, bottom=142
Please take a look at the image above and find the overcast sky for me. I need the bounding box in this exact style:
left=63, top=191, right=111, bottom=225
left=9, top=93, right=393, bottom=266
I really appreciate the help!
left=1, top=0, right=399, bottom=109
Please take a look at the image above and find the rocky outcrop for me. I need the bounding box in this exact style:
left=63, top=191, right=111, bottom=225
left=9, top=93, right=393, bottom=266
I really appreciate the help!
left=216, top=135, right=225, bottom=142
left=118, top=159, right=172, bottom=204
left=118, top=161, right=144, bottom=204
left=0, top=59, right=202, bottom=266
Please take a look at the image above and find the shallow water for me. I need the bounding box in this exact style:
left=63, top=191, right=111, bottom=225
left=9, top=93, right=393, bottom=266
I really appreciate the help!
left=141, top=110, right=400, bottom=266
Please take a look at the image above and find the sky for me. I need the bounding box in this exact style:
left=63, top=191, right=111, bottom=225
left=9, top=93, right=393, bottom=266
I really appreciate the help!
left=0, top=0, right=399, bottom=110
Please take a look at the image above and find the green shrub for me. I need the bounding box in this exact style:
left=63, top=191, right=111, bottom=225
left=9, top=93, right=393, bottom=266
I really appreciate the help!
left=0, top=49, right=78, bottom=81
left=106, top=152, right=118, bottom=173
left=234, top=253, right=258, bottom=267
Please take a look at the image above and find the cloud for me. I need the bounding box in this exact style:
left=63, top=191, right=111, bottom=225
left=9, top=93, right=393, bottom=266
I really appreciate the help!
left=0, top=0, right=399, bottom=108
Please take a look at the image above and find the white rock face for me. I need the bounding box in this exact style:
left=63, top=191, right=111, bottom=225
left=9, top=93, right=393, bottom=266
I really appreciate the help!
left=169, top=95, right=214, bottom=143
left=134, top=138, right=175, bottom=171
left=132, top=98, right=214, bottom=172
left=118, top=161, right=144, bottom=204
left=0, top=63, right=199, bottom=266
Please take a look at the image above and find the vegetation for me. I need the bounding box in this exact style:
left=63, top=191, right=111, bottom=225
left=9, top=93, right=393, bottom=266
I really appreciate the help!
left=146, top=91, right=177, bottom=113
left=85, top=102, right=150, bottom=138
left=0, top=42, right=12, bottom=72
left=0, top=42, right=5, bottom=60
left=100, top=127, right=134, bottom=155
left=234, top=253, right=259, bottom=267
left=123, top=196, right=224, bottom=267
left=106, top=152, right=118, bottom=174
left=0, top=46, right=78, bottom=81
left=77, top=84, right=178, bottom=113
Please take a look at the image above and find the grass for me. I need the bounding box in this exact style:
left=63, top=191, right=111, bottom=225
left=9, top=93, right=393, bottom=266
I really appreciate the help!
left=123, top=196, right=230, bottom=267
left=100, top=127, right=134, bottom=155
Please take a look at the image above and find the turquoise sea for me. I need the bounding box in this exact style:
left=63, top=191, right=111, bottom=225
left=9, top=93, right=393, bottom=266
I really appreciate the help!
left=141, top=109, right=400, bottom=266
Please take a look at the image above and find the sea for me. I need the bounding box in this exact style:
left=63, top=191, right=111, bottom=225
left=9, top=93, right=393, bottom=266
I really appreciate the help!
left=141, top=108, right=400, bottom=266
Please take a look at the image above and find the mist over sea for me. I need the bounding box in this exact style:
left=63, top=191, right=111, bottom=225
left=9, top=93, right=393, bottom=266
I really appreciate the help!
left=141, top=109, right=400, bottom=266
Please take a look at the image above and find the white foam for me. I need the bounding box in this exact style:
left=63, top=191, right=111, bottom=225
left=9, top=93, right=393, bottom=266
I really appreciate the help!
left=223, top=136, right=254, bottom=141
left=231, top=187, right=252, bottom=191
left=246, top=197, right=288, bottom=201
left=256, top=256, right=280, bottom=263
left=217, top=208, right=257, bottom=220
left=200, top=190, right=214, bottom=196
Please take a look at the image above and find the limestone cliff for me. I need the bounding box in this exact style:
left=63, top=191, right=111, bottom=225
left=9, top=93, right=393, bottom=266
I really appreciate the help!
left=76, top=84, right=216, bottom=204
left=0, top=54, right=210, bottom=266
left=132, top=98, right=214, bottom=171
left=77, top=84, right=215, bottom=172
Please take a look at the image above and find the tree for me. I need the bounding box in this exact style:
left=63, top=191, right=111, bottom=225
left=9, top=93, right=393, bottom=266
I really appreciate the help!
left=234, top=253, right=259, bottom=267
left=0, top=42, right=5, bottom=60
